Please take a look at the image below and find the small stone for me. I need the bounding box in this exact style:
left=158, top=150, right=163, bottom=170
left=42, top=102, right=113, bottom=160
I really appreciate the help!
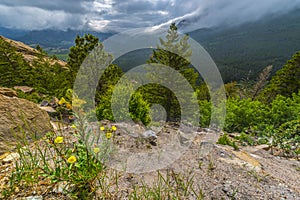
left=142, top=130, right=157, bottom=139
left=49, top=97, right=59, bottom=106
left=39, top=106, right=56, bottom=113
left=25, top=196, right=43, bottom=200
left=40, top=100, right=49, bottom=107
left=222, top=187, right=229, bottom=193
left=291, top=146, right=296, bottom=150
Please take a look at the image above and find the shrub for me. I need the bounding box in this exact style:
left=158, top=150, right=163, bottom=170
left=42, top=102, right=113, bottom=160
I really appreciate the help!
left=273, top=119, right=300, bottom=157
left=235, top=132, right=255, bottom=146
left=198, top=100, right=212, bottom=127
left=224, top=98, right=270, bottom=133
left=96, top=84, right=151, bottom=125
left=217, top=134, right=239, bottom=150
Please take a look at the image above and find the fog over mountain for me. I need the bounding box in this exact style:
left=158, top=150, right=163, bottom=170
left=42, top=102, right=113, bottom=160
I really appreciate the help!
left=1, top=0, right=300, bottom=32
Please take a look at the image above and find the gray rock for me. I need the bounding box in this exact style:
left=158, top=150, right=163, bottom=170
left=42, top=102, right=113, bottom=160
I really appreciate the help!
left=40, top=100, right=49, bottom=107
left=39, top=106, right=56, bottom=113
left=14, top=86, right=34, bottom=93
left=0, top=93, right=52, bottom=154
left=142, top=130, right=157, bottom=139
left=25, top=196, right=43, bottom=200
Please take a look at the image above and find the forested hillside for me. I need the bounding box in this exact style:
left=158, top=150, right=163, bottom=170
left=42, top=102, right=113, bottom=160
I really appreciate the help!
left=190, top=9, right=300, bottom=82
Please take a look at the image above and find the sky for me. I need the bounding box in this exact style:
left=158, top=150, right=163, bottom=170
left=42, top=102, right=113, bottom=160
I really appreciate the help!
left=0, top=0, right=300, bottom=32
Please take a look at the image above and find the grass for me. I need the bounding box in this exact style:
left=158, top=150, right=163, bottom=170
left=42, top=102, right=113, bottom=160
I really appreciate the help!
left=1, top=113, right=204, bottom=199
left=129, top=170, right=204, bottom=200
left=208, top=157, right=216, bottom=172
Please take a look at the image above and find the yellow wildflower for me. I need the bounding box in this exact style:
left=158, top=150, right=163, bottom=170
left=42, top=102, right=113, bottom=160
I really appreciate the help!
left=66, top=103, right=72, bottom=109
left=71, top=124, right=77, bottom=129
left=106, top=132, right=112, bottom=139
left=100, top=126, right=105, bottom=131
left=54, top=136, right=64, bottom=144
left=93, top=147, right=100, bottom=154
left=58, top=97, right=67, bottom=105
left=67, top=156, right=77, bottom=164
left=111, top=125, right=117, bottom=131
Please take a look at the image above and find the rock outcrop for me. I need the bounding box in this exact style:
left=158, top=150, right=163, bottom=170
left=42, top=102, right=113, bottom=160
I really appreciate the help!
left=0, top=35, right=66, bottom=66
left=13, top=86, right=34, bottom=94
left=0, top=88, right=52, bottom=154
left=0, top=87, right=17, bottom=97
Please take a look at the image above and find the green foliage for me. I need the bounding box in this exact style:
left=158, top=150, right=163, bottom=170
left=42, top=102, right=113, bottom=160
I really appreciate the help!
left=224, top=98, right=270, bottom=133
left=0, top=37, right=72, bottom=101
left=261, top=51, right=300, bottom=102
left=223, top=91, right=300, bottom=134
left=5, top=115, right=116, bottom=199
left=270, top=93, right=300, bottom=128
left=198, top=100, right=212, bottom=127
left=30, top=58, right=72, bottom=98
left=16, top=91, right=43, bottom=104
left=129, top=170, right=204, bottom=200
left=0, top=38, right=33, bottom=88
left=143, top=23, right=199, bottom=122
left=67, top=34, right=99, bottom=82
left=235, top=132, right=255, bottom=146
left=273, top=120, right=300, bottom=156
left=129, top=91, right=151, bottom=125
left=96, top=83, right=151, bottom=125
left=217, top=134, right=239, bottom=150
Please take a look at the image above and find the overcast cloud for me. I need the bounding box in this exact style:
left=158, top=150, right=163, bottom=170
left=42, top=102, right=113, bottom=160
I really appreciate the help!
left=0, top=0, right=300, bottom=32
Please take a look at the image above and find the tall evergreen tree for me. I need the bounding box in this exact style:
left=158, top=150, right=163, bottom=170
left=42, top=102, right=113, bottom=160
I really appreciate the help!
left=143, top=23, right=199, bottom=121
left=67, top=34, right=99, bottom=83
left=261, top=51, right=300, bottom=102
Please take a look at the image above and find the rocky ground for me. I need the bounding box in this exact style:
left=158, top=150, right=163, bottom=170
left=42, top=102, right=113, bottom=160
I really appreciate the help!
left=0, top=121, right=299, bottom=199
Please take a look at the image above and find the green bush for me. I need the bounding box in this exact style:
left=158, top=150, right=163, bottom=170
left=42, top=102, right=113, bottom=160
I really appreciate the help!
left=273, top=119, right=300, bottom=156
left=96, top=85, right=151, bottom=125
left=16, top=91, right=44, bottom=103
left=198, top=100, right=212, bottom=127
left=270, top=93, right=300, bottom=128
left=235, top=132, right=255, bottom=146
left=224, top=98, right=270, bottom=133
left=223, top=91, right=300, bottom=134
left=217, top=134, right=239, bottom=150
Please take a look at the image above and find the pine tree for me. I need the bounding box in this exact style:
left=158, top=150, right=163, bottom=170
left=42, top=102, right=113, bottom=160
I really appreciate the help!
left=67, top=34, right=99, bottom=83
left=0, top=38, right=32, bottom=87
left=143, top=23, right=199, bottom=121
left=261, top=51, right=300, bottom=102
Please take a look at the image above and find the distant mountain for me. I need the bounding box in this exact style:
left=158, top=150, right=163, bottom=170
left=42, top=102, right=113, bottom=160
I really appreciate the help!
left=0, top=27, right=28, bottom=40
left=189, top=9, right=300, bottom=81
left=16, top=29, right=114, bottom=48
left=1, top=9, right=299, bottom=82
left=112, top=10, right=300, bottom=82
left=0, top=28, right=115, bottom=60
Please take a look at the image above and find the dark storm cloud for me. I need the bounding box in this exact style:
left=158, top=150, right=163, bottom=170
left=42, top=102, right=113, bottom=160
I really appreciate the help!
left=0, top=0, right=92, bottom=14
left=0, top=0, right=300, bottom=32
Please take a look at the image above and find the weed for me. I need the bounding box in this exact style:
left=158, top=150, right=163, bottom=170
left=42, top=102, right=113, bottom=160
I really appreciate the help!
left=217, top=134, right=239, bottom=150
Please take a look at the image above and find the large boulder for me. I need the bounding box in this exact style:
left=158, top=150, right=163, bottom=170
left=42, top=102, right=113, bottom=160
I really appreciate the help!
left=0, top=89, right=52, bottom=154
